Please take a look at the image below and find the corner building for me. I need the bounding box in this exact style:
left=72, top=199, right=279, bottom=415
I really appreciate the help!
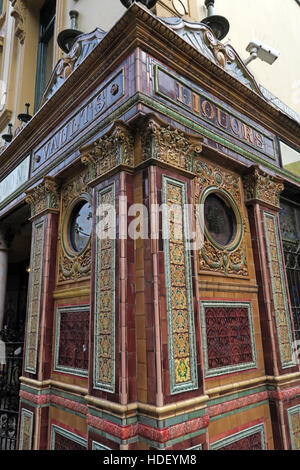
left=0, top=1, right=300, bottom=451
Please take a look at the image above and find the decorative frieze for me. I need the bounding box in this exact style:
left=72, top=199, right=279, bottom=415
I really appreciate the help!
left=287, top=405, right=300, bottom=450
left=142, top=115, right=203, bottom=172
left=263, top=211, right=296, bottom=368
left=243, top=165, right=284, bottom=210
left=93, top=183, right=116, bottom=392
left=162, top=176, right=198, bottom=394
left=24, top=220, right=45, bottom=374
left=81, top=121, right=134, bottom=184
left=25, top=176, right=60, bottom=219
left=200, top=300, right=257, bottom=378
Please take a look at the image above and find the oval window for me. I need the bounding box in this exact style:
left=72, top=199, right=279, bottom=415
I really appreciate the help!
left=68, top=200, right=92, bottom=253
left=204, top=193, right=237, bottom=247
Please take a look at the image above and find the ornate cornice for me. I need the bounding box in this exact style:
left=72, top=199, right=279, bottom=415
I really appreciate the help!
left=141, top=114, right=203, bottom=172
left=25, top=176, right=60, bottom=219
left=80, top=121, right=134, bottom=184
left=10, top=0, right=27, bottom=44
left=243, top=165, right=284, bottom=210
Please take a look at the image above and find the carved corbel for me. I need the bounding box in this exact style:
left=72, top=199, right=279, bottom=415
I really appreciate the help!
left=10, top=0, right=27, bottom=44
left=26, top=176, right=61, bottom=219
left=243, top=165, right=284, bottom=210
left=141, top=114, right=203, bottom=173
left=80, top=121, right=134, bottom=184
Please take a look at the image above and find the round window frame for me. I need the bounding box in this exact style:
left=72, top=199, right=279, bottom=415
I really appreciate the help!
left=201, top=187, right=243, bottom=252
left=62, top=194, right=93, bottom=258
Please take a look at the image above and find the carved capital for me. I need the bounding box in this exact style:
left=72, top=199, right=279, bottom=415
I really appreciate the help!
left=26, top=176, right=60, bottom=219
left=10, top=0, right=27, bottom=44
left=243, top=165, right=284, bottom=210
left=81, top=121, right=134, bottom=184
left=141, top=115, right=203, bottom=172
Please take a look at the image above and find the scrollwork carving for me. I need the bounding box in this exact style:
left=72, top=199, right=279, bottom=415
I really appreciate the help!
left=58, top=170, right=92, bottom=283
left=243, top=165, right=284, bottom=210
left=204, top=30, right=235, bottom=69
left=142, top=115, right=203, bottom=172
left=195, top=162, right=249, bottom=277
left=81, top=121, right=134, bottom=183
left=26, top=177, right=60, bottom=218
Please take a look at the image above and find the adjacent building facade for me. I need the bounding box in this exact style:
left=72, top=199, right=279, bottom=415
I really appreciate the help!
left=0, top=0, right=300, bottom=451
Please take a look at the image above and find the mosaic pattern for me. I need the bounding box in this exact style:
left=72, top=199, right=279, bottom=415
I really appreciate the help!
left=19, top=409, right=34, bottom=450
left=200, top=301, right=257, bottom=377
left=287, top=405, right=300, bottom=450
left=50, top=425, right=87, bottom=450
left=162, top=176, right=198, bottom=394
left=210, top=423, right=266, bottom=450
left=94, top=184, right=116, bottom=392
left=24, top=220, right=45, bottom=374
left=54, top=305, right=89, bottom=377
left=263, top=212, right=295, bottom=368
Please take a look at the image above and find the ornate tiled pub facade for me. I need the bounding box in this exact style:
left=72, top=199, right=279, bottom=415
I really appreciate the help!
left=0, top=2, right=300, bottom=451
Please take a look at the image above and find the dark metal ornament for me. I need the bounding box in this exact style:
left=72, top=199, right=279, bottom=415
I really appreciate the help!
left=120, top=0, right=158, bottom=9
left=57, top=10, right=83, bottom=54
left=202, top=0, right=230, bottom=41
left=17, top=103, right=32, bottom=124
left=2, top=123, right=13, bottom=143
left=201, top=15, right=230, bottom=41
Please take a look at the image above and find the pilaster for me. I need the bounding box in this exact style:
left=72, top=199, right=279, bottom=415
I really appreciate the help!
left=18, top=176, right=60, bottom=450
left=243, top=164, right=300, bottom=450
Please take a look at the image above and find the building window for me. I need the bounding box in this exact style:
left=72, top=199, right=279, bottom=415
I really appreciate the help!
left=34, top=0, right=56, bottom=111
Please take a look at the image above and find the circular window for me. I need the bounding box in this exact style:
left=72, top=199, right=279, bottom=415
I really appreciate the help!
left=204, top=193, right=237, bottom=247
left=67, top=199, right=92, bottom=254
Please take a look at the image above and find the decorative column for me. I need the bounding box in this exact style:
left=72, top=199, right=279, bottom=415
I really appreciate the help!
left=18, top=176, right=60, bottom=450
left=0, top=229, right=9, bottom=330
left=81, top=121, right=137, bottom=450
left=243, top=165, right=300, bottom=450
